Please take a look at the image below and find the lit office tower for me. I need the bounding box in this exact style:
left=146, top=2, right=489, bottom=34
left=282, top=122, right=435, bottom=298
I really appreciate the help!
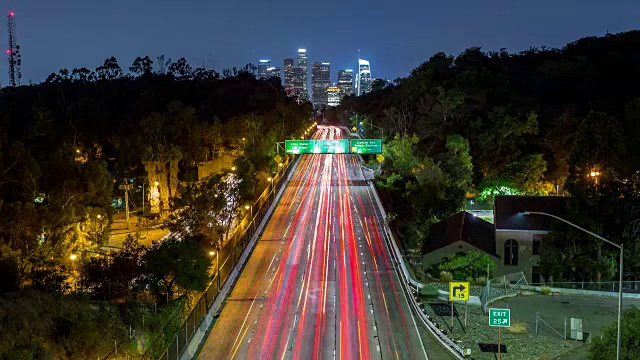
left=265, top=67, right=281, bottom=82
left=297, top=49, right=308, bottom=100
left=337, top=69, right=353, bottom=96
left=258, top=60, right=271, bottom=79
left=283, top=58, right=294, bottom=94
left=356, top=59, right=372, bottom=96
left=326, top=87, right=341, bottom=107
left=311, top=62, right=331, bottom=109
left=293, top=68, right=304, bottom=99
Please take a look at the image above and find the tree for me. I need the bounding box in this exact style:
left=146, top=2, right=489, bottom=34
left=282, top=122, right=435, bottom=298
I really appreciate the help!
left=589, top=306, right=640, bottom=360
left=129, top=56, right=153, bottom=77
left=371, top=79, right=386, bottom=92
left=141, top=237, right=211, bottom=299
left=472, top=106, right=538, bottom=177
left=382, top=133, right=420, bottom=176
left=169, top=58, right=193, bottom=79
left=95, top=57, right=123, bottom=80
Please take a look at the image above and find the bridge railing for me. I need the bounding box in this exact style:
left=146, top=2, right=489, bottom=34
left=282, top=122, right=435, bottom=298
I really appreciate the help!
left=150, top=155, right=297, bottom=360
left=363, top=160, right=468, bottom=359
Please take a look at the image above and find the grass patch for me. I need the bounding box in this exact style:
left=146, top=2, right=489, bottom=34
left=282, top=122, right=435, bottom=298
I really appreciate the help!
left=507, top=321, right=528, bottom=334
left=540, top=286, right=551, bottom=295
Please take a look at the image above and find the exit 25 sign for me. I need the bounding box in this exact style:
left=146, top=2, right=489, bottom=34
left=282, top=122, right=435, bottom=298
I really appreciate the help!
left=489, top=308, right=511, bottom=327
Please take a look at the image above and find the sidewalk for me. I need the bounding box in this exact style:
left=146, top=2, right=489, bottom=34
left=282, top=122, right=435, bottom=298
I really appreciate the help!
left=107, top=212, right=169, bottom=248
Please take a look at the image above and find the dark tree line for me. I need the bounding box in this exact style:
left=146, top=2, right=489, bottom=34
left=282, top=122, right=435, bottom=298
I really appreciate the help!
left=340, top=31, right=640, bottom=278
left=0, top=55, right=311, bottom=358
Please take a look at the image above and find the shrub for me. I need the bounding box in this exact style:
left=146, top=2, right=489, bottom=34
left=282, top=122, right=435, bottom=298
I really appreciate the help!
left=436, top=251, right=495, bottom=280
left=507, top=321, right=528, bottom=334
left=476, top=276, right=487, bottom=286
left=589, top=307, right=640, bottom=360
left=465, top=276, right=474, bottom=284
left=540, top=286, right=551, bottom=295
left=419, top=285, right=440, bottom=299
left=440, top=271, right=453, bottom=283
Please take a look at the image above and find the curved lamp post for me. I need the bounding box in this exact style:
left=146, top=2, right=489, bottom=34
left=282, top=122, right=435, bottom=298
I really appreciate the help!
left=523, top=211, right=623, bottom=360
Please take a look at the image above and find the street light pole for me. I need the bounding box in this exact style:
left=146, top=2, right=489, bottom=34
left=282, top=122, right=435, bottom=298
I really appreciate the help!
left=523, top=211, right=623, bottom=360
left=370, top=123, right=384, bottom=141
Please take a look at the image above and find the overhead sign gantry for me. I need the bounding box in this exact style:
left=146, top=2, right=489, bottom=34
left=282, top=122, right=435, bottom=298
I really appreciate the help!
left=284, top=139, right=381, bottom=155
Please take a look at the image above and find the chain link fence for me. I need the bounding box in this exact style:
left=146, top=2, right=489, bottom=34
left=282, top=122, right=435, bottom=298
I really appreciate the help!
left=142, top=155, right=297, bottom=360
left=527, top=281, right=640, bottom=294
left=481, top=272, right=528, bottom=315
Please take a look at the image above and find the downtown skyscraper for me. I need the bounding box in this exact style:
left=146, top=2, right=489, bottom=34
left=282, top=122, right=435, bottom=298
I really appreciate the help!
left=283, top=58, right=294, bottom=94
left=337, top=69, right=353, bottom=96
left=356, top=59, right=371, bottom=96
left=294, top=49, right=309, bottom=101
left=258, top=60, right=271, bottom=80
left=311, top=62, right=330, bottom=109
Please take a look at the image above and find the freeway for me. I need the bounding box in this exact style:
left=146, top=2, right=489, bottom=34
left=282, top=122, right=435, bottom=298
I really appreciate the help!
left=199, top=125, right=426, bottom=360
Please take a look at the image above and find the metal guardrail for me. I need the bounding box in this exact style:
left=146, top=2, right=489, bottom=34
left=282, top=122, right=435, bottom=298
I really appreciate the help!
left=150, top=155, right=298, bottom=360
left=348, top=127, right=469, bottom=358
left=365, top=174, right=468, bottom=359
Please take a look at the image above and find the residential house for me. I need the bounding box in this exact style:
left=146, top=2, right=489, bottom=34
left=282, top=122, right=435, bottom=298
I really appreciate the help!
left=422, top=211, right=499, bottom=273
left=493, top=195, right=568, bottom=283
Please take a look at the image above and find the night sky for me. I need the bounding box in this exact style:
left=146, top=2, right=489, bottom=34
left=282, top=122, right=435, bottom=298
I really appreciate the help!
left=3, top=0, right=639, bottom=85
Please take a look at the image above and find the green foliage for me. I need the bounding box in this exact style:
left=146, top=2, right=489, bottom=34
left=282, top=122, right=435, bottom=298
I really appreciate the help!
left=439, top=271, right=453, bottom=283
left=0, top=290, right=132, bottom=358
left=472, top=106, right=538, bottom=177
left=476, top=177, right=521, bottom=202
left=382, top=133, right=420, bottom=176
left=419, top=285, right=440, bottom=299
left=589, top=306, right=640, bottom=360
left=141, top=238, right=211, bottom=299
left=435, top=251, right=495, bottom=280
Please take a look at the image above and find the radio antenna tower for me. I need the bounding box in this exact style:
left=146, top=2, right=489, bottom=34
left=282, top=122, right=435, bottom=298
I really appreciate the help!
left=7, top=12, right=22, bottom=87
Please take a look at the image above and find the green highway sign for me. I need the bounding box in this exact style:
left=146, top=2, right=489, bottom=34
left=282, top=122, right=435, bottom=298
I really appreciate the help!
left=285, top=139, right=349, bottom=154
left=320, top=139, right=349, bottom=154
left=285, top=140, right=314, bottom=154
left=489, top=308, right=511, bottom=327
left=351, top=139, right=382, bottom=154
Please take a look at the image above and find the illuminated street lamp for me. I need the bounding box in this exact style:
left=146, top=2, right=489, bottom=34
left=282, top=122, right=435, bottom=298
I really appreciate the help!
left=523, top=211, right=623, bottom=360
left=155, top=181, right=159, bottom=186
left=231, top=166, right=236, bottom=171
left=209, top=250, right=220, bottom=291
left=267, top=177, right=272, bottom=182
left=245, top=204, right=253, bottom=219
left=97, top=214, right=102, bottom=219
left=70, top=254, right=77, bottom=261
left=278, top=163, right=283, bottom=167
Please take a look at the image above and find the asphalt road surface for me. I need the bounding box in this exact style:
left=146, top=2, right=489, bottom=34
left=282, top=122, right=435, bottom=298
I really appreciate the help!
left=199, top=126, right=427, bottom=360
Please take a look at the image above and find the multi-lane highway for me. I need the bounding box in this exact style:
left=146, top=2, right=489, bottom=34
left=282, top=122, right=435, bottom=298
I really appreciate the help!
left=199, top=126, right=426, bottom=360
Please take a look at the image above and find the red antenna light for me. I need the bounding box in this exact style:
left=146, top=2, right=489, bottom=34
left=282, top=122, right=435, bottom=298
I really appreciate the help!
left=5, top=50, right=10, bottom=54
left=9, top=12, right=14, bottom=17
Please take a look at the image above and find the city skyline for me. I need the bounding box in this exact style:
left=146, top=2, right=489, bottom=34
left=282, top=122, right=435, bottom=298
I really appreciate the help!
left=3, top=0, right=638, bottom=84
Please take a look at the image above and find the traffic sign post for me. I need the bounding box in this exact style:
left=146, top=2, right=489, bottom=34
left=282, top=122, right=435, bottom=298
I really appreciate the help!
left=489, top=308, right=510, bottom=327
left=489, top=308, right=511, bottom=360
left=449, top=282, right=469, bottom=301
left=449, top=281, right=470, bottom=331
